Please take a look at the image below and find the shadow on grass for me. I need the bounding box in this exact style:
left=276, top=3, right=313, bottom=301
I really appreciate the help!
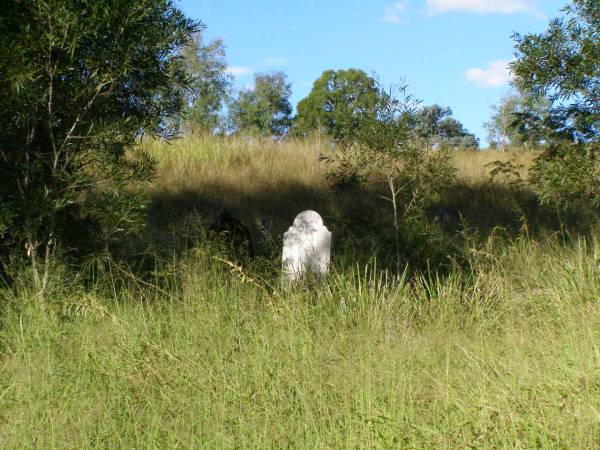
left=433, top=181, right=593, bottom=236
left=132, top=177, right=595, bottom=277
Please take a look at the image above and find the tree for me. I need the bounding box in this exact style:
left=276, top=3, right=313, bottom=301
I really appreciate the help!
left=511, top=0, right=599, bottom=209
left=410, top=105, right=479, bottom=148
left=411, top=104, right=450, bottom=139
left=320, top=81, right=456, bottom=271
left=296, top=72, right=456, bottom=269
left=511, top=0, right=599, bottom=141
left=484, top=90, right=553, bottom=149
left=294, top=69, right=380, bottom=142
left=0, top=0, right=199, bottom=292
left=228, top=71, right=293, bottom=137
left=181, top=31, right=232, bottom=134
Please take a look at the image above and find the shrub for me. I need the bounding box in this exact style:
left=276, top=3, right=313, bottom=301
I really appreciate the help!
left=0, top=0, right=199, bottom=292
left=321, top=82, right=456, bottom=271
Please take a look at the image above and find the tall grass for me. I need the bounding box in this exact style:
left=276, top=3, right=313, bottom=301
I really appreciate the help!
left=1, top=136, right=599, bottom=448
left=142, top=136, right=559, bottom=268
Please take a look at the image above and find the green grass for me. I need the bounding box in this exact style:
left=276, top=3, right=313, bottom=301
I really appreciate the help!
left=1, top=136, right=599, bottom=448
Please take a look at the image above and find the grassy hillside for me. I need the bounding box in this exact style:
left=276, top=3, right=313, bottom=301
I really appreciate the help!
left=1, top=136, right=599, bottom=448
left=142, top=136, right=559, bottom=269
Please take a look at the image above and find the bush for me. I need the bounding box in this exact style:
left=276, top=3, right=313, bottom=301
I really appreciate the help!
left=530, top=142, right=599, bottom=212
left=0, top=0, right=199, bottom=291
left=511, top=0, right=599, bottom=213
left=321, top=82, right=456, bottom=271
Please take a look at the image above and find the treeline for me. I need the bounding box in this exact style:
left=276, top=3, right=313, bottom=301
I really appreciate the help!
left=180, top=2, right=598, bottom=209
left=181, top=35, right=479, bottom=148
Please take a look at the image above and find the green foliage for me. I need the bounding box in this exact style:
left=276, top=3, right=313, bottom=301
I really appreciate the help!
left=319, top=82, right=415, bottom=186
left=486, top=159, right=526, bottom=190
left=0, top=0, right=199, bottom=281
left=484, top=90, right=553, bottom=149
left=296, top=71, right=477, bottom=149
left=511, top=0, right=599, bottom=141
left=530, top=142, right=599, bottom=210
left=511, top=0, right=599, bottom=211
left=181, top=31, right=232, bottom=134
left=385, top=141, right=457, bottom=268
left=410, top=104, right=479, bottom=148
left=320, top=82, right=457, bottom=269
left=295, top=69, right=381, bottom=142
left=227, top=71, right=293, bottom=137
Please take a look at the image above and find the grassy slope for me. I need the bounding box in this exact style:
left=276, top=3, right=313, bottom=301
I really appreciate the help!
left=1, top=137, right=599, bottom=448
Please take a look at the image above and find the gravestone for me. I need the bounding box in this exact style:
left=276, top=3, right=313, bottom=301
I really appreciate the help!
left=282, top=210, right=331, bottom=280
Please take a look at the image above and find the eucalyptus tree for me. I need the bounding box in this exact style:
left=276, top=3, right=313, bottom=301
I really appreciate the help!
left=294, top=69, right=380, bottom=143
left=228, top=71, right=293, bottom=137
left=181, top=31, right=232, bottom=134
left=484, top=90, right=553, bottom=149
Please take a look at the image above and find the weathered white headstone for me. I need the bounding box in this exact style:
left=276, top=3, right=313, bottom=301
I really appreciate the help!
left=282, top=210, right=331, bottom=280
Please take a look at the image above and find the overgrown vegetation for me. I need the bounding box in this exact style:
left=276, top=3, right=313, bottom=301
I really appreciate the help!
left=0, top=0, right=199, bottom=293
left=511, top=0, right=599, bottom=211
left=1, top=0, right=599, bottom=447
left=1, top=136, right=599, bottom=448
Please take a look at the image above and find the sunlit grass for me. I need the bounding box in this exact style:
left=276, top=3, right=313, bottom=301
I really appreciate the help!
left=1, top=135, right=598, bottom=448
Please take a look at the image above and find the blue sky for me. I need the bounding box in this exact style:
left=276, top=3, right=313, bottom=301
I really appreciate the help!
left=178, top=0, right=567, bottom=146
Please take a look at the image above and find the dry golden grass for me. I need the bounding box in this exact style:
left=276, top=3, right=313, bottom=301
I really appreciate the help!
left=142, top=136, right=544, bottom=240
left=144, top=135, right=538, bottom=190
left=451, top=147, right=537, bottom=182
left=144, top=135, right=327, bottom=194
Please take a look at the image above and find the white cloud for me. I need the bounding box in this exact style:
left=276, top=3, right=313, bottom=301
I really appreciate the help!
left=258, top=57, right=291, bottom=67
left=383, top=1, right=408, bottom=23
left=226, top=66, right=253, bottom=77
left=465, top=60, right=513, bottom=88
left=427, top=0, right=539, bottom=15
